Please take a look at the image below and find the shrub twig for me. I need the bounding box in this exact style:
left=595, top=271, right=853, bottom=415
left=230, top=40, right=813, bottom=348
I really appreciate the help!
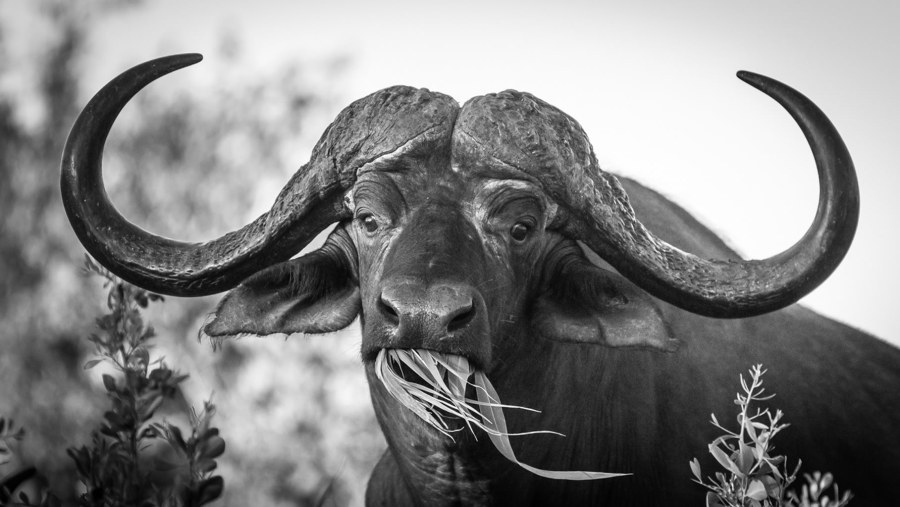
left=690, top=364, right=852, bottom=507
left=0, top=258, right=226, bottom=506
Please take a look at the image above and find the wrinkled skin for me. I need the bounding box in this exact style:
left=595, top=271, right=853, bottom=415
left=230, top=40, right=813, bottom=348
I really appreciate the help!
left=350, top=151, right=674, bottom=505
left=207, top=88, right=900, bottom=506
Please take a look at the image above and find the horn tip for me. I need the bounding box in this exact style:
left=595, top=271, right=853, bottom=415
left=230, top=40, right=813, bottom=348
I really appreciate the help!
left=736, top=70, right=782, bottom=95
left=172, top=52, right=204, bottom=66
left=736, top=70, right=762, bottom=85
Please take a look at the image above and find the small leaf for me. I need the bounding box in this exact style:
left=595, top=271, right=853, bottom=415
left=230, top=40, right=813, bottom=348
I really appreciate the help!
left=709, top=444, right=741, bottom=476
left=197, top=476, right=224, bottom=505
left=198, top=435, right=226, bottom=460
left=767, top=460, right=785, bottom=481
left=735, top=443, right=755, bottom=475
left=689, top=458, right=702, bottom=481
left=167, top=425, right=187, bottom=451
left=746, top=479, right=767, bottom=500
left=819, top=472, right=834, bottom=490
left=195, top=457, right=217, bottom=474
left=83, top=358, right=104, bottom=370
left=744, top=416, right=759, bottom=442
left=199, top=428, right=220, bottom=441
left=148, top=368, right=172, bottom=382
left=102, top=374, right=117, bottom=392
left=710, top=435, right=731, bottom=451
left=706, top=491, right=726, bottom=507
left=752, top=442, right=767, bottom=462
left=760, top=475, right=781, bottom=498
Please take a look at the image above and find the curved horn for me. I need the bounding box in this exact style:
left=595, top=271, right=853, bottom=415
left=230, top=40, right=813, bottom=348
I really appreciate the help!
left=62, top=55, right=458, bottom=297
left=455, top=72, right=858, bottom=318
left=61, top=54, right=350, bottom=296
left=573, top=71, right=859, bottom=317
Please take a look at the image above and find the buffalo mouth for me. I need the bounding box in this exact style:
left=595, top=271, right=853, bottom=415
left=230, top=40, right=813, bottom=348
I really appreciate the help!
left=374, top=348, right=628, bottom=480
left=374, top=348, right=566, bottom=443
left=375, top=348, right=487, bottom=441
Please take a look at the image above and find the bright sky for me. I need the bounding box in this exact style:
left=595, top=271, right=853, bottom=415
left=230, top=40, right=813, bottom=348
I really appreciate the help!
left=7, top=0, right=899, bottom=344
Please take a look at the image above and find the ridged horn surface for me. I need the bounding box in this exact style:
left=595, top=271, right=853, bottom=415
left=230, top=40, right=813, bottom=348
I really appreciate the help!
left=453, top=72, right=858, bottom=318
left=61, top=54, right=458, bottom=296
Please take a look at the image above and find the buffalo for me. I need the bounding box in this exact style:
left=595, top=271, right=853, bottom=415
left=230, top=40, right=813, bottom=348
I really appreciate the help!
left=61, top=54, right=899, bottom=506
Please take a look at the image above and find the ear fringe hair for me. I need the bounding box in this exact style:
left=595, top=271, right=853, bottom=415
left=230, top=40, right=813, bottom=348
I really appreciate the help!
left=547, top=259, right=628, bottom=307
left=198, top=312, right=243, bottom=350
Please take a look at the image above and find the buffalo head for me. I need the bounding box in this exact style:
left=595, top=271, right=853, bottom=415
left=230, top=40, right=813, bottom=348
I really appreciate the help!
left=61, top=54, right=861, bottom=505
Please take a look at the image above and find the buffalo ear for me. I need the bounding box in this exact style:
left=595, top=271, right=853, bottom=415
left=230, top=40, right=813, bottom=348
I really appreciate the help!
left=532, top=250, right=679, bottom=351
left=204, top=248, right=360, bottom=337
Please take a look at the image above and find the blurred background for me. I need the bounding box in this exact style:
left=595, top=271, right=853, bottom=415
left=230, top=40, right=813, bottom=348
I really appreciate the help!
left=0, top=0, right=897, bottom=505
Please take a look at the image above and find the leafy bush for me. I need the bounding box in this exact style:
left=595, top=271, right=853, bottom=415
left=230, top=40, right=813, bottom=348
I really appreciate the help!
left=0, top=3, right=358, bottom=501
left=0, top=259, right=225, bottom=506
left=0, top=417, right=42, bottom=505
left=690, top=364, right=852, bottom=507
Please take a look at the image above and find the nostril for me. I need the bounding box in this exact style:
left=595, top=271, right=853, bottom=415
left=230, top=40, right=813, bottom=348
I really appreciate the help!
left=379, top=294, right=400, bottom=325
left=447, top=300, right=475, bottom=333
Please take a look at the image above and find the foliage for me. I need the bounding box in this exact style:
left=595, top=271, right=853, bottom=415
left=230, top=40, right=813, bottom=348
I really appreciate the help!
left=0, top=260, right=225, bottom=506
left=0, top=2, right=144, bottom=495
left=690, top=365, right=852, bottom=507
left=0, top=419, right=26, bottom=465
left=0, top=2, right=378, bottom=504
left=67, top=258, right=226, bottom=506
left=0, top=418, right=40, bottom=505
left=787, top=472, right=853, bottom=507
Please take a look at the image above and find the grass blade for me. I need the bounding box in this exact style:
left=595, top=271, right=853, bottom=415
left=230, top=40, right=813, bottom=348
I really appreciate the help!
left=376, top=349, right=629, bottom=481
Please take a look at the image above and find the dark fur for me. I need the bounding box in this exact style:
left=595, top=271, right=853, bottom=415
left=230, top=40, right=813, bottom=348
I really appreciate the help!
left=212, top=175, right=899, bottom=506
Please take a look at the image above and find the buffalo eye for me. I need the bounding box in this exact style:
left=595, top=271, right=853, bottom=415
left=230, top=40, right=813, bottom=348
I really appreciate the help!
left=359, top=214, right=379, bottom=233
left=510, top=221, right=532, bottom=242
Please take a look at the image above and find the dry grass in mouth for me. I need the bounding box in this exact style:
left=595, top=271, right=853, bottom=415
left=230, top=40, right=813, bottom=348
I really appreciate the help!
left=376, top=348, right=628, bottom=480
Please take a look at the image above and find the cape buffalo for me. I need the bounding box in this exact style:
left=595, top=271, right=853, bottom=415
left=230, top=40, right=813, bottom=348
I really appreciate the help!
left=61, top=54, right=899, bottom=506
